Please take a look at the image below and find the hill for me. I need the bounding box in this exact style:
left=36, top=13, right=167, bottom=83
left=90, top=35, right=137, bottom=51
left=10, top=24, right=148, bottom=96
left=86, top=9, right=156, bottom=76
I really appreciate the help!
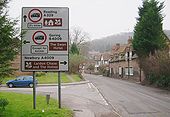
left=89, top=30, right=170, bottom=52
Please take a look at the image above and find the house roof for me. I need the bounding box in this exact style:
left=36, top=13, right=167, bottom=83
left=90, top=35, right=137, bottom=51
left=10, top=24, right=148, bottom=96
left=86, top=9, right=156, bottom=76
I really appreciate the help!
left=94, top=54, right=101, bottom=61
left=101, top=52, right=111, bottom=60
left=112, top=44, right=127, bottom=54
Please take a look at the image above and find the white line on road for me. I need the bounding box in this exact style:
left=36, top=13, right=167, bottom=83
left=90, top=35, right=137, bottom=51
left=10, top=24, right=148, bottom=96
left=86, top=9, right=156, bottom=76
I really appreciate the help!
left=88, top=83, right=92, bottom=89
left=89, top=83, right=122, bottom=117
left=89, top=83, right=109, bottom=106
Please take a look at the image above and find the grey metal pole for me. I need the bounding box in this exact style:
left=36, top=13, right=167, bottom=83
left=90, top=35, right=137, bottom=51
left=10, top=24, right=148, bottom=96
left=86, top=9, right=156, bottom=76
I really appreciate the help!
left=33, top=71, right=36, bottom=109
left=139, top=67, right=142, bottom=82
left=58, top=71, right=61, bottom=108
left=128, top=52, right=130, bottom=79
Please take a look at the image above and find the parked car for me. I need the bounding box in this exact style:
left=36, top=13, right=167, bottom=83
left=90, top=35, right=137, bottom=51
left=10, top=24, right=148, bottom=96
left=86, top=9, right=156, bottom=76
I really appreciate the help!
left=6, top=76, right=38, bottom=88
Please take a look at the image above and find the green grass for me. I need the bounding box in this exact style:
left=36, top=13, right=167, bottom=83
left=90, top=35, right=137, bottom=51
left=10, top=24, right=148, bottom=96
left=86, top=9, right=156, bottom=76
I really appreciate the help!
left=71, top=74, right=82, bottom=82
left=2, top=72, right=82, bottom=84
left=0, top=92, right=73, bottom=117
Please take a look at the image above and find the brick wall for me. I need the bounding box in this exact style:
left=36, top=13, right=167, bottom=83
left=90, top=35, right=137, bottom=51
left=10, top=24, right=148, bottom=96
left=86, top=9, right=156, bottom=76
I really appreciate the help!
left=109, top=59, right=145, bottom=82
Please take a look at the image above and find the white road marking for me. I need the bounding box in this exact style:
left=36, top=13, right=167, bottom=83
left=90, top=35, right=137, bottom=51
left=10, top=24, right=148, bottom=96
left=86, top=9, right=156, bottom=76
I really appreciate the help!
left=89, top=83, right=122, bottom=117
left=89, top=83, right=109, bottom=106
left=88, top=83, right=92, bottom=89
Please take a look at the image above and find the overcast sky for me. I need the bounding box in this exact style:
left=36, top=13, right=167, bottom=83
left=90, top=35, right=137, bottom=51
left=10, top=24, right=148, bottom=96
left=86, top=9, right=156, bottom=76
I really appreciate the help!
left=8, top=0, right=170, bottom=39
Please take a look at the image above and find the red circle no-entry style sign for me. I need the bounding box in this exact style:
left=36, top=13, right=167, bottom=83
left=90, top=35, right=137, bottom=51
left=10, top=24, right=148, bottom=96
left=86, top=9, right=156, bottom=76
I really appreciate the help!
left=32, top=31, right=47, bottom=45
left=28, top=8, right=42, bottom=22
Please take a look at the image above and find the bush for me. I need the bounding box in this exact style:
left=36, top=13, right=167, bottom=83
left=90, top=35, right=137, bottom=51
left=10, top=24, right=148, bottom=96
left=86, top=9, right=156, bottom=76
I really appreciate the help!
left=147, top=73, right=157, bottom=85
left=69, top=54, right=85, bottom=74
left=156, top=75, right=170, bottom=89
left=140, top=50, right=170, bottom=89
left=0, top=98, right=9, bottom=111
left=98, top=65, right=109, bottom=76
left=87, top=64, right=95, bottom=71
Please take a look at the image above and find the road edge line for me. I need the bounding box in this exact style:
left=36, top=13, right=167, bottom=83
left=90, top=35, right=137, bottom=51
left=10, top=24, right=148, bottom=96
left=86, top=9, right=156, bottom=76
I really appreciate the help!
left=90, top=82, right=122, bottom=117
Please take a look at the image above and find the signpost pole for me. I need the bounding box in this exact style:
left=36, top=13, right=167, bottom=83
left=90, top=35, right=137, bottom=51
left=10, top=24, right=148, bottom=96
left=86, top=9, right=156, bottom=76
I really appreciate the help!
left=58, top=71, right=61, bottom=108
left=127, top=52, right=130, bottom=79
left=33, top=71, right=36, bottom=109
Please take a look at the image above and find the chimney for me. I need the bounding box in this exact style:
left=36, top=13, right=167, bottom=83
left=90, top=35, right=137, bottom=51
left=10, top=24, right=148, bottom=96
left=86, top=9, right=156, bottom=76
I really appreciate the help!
left=116, top=43, right=120, bottom=50
left=116, top=43, right=120, bottom=47
left=128, top=36, right=132, bottom=44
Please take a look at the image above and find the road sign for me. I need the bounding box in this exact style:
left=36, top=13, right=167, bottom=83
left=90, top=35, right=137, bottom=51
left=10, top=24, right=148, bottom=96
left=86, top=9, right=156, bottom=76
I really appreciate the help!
left=21, top=7, right=69, bottom=71
left=22, top=7, right=68, bottom=29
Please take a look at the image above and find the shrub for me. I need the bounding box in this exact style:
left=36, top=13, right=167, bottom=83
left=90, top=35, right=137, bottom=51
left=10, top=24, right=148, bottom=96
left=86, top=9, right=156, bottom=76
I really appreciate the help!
left=98, top=64, right=109, bottom=76
left=156, top=75, right=170, bottom=89
left=140, top=50, right=170, bottom=89
left=87, top=64, right=95, bottom=71
left=147, top=73, right=157, bottom=85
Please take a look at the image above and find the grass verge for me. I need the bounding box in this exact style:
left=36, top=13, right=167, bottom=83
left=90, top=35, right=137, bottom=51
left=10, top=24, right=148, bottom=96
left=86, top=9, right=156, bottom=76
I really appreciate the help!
left=0, top=92, right=73, bottom=117
left=2, top=72, right=82, bottom=84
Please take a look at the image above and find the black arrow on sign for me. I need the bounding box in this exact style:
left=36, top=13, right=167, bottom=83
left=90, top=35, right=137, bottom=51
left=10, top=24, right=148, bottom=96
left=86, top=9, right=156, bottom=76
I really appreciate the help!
left=23, top=15, right=27, bottom=22
left=60, top=61, right=67, bottom=65
left=23, top=40, right=30, bottom=44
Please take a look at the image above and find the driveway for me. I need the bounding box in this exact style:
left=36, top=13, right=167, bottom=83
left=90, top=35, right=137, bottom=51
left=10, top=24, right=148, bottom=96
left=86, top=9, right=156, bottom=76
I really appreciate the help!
left=84, top=74, right=170, bottom=117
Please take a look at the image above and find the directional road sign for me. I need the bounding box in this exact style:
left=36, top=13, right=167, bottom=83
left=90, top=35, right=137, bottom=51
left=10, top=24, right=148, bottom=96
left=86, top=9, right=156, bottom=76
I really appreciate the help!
left=21, top=7, right=69, bottom=71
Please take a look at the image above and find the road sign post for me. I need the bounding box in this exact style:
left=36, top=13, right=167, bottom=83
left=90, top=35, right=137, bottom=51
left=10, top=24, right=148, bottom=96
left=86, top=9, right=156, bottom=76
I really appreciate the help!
left=33, top=71, right=36, bottom=109
left=21, top=7, right=69, bottom=109
left=58, top=72, right=61, bottom=108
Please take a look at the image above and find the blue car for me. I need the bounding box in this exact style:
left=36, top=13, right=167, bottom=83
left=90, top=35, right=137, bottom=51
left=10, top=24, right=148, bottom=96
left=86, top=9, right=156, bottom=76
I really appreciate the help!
left=6, top=76, right=38, bottom=88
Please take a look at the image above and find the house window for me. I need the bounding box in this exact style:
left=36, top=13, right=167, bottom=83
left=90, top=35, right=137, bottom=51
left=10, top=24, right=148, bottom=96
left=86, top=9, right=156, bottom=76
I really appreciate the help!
left=119, top=67, right=122, bottom=75
left=104, top=60, right=108, bottom=64
left=125, top=51, right=132, bottom=61
left=125, top=67, right=133, bottom=75
left=96, top=61, right=101, bottom=65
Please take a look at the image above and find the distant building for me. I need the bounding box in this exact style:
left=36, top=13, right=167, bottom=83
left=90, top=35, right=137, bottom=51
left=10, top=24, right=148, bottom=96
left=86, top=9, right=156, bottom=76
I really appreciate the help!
left=109, top=37, right=143, bottom=81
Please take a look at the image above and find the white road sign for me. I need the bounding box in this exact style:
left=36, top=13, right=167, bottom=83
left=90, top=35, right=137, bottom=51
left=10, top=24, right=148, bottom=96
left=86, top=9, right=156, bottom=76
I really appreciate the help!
left=22, top=7, right=69, bottom=30
left=21, top=7, right=69, bottom=71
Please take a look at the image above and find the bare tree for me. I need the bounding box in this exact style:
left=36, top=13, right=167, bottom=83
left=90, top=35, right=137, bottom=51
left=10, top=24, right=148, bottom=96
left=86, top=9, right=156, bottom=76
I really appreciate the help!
left=69, top=26, right=91, bottom=56
left=70, top=26, right=90, bottom=46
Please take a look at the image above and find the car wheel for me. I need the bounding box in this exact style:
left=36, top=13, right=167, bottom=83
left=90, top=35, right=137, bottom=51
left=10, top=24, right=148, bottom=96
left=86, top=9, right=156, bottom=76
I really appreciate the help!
left=8, top=83, right=13, bottom=88
left=29, top=83, right=33, bottom=88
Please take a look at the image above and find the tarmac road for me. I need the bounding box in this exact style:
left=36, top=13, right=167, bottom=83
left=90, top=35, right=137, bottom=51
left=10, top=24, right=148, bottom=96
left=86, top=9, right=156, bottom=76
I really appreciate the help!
left=84, top=74, right=170, bottom=117
left=0, top=81, right=119, bottom=117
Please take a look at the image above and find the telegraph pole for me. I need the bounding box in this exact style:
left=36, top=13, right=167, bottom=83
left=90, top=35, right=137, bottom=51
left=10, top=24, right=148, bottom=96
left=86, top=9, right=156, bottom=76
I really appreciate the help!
left=127, top=51, right=130, bottom=79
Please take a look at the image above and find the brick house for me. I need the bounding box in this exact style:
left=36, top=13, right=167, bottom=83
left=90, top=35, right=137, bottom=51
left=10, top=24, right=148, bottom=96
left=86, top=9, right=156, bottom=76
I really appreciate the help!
left=109, top=38, right=142, bottom=81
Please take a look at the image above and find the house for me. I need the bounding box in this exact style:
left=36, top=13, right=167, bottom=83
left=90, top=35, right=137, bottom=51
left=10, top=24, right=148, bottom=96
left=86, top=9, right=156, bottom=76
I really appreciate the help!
left=94, top=54, right=101, bottom=72
left=93, top=52, right=111, bottom=72
left=109, top=37, right=141, bottom=81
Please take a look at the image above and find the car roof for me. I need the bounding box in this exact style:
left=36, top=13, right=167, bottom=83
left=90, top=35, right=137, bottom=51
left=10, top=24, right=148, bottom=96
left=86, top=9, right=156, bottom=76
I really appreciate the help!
left=17, top=76, right=33, bottom=78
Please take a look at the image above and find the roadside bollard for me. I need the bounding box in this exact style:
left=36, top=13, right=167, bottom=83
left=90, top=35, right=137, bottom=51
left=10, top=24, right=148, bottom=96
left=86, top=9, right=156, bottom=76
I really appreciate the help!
left=46, top=94, right=50, bottom=105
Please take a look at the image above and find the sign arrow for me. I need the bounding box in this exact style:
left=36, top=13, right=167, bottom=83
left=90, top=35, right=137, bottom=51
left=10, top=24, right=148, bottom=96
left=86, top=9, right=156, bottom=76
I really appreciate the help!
left=23, top=40, right=30, bottom=44
left=23, top=15, right=27, bottom=22
left=60, top=61, right=67, bottom=65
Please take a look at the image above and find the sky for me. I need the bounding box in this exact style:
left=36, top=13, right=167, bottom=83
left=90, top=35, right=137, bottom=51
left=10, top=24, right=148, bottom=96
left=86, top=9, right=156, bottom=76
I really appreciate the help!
left=8, top=0, right=170, bottom=39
